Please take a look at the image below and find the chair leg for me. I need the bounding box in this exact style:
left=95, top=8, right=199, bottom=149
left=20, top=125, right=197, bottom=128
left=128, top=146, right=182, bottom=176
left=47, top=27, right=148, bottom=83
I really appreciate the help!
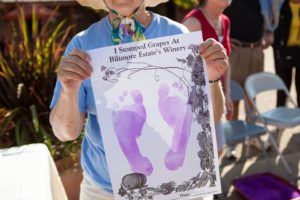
left=257, top=137, right=271, bottom=172
left=244, top=136, right=250, bottom=159
left=268, top=133, right=293, bottom=174
left=276, top=128, right=284, bottom=144
left=219, top=177, right=227, bottom=199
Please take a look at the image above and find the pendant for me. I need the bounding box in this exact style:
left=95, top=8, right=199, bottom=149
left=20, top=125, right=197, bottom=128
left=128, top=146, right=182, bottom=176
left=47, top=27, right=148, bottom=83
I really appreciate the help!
left=121, top=17, right=136, bottom=33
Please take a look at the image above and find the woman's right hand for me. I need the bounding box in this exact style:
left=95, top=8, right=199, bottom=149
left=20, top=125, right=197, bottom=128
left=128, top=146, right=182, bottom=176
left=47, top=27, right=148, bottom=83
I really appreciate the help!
left=58, top=48, right=92, bottom=93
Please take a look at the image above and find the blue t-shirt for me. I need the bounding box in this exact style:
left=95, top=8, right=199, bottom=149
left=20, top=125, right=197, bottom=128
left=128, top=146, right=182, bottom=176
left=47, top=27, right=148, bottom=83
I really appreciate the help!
left=50, top=13, right=189, bottom=193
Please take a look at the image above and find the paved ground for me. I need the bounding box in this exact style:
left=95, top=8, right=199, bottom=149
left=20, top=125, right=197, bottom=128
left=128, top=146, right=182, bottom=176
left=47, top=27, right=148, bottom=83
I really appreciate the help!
left=219, top=47, right=300, bottom=199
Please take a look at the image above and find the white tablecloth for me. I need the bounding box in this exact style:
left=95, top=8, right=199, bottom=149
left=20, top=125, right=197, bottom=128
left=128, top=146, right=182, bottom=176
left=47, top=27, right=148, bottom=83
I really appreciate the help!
left=0, top=143, right=67, bottom=200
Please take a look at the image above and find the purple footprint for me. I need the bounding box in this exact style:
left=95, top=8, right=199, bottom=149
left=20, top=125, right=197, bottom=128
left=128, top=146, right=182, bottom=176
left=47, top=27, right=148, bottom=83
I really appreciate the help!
left=112, top=90, right=153, bottom=176
left=158, top=83, right=193, bottom=170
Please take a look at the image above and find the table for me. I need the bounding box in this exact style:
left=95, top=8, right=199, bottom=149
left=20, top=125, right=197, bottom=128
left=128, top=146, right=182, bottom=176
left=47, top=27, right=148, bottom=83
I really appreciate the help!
left=0, top=143, right=67, bottom=200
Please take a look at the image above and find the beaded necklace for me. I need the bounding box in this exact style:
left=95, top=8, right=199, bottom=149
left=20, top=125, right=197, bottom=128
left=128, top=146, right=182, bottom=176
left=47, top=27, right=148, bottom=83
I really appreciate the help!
left=200, top=7, right=222, bottom=36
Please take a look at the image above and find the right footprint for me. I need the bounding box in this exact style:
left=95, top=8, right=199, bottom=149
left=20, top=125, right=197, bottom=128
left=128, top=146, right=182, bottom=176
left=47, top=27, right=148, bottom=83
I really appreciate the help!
left=158, top=83, right=193, bottom=170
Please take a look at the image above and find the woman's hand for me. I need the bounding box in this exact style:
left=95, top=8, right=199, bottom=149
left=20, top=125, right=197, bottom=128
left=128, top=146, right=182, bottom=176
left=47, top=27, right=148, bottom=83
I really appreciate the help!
left=262, top=32, right=274, bottom=49
left=58, top=48, right=92, bottom=93
left=199, top=38, right=228, bottom=81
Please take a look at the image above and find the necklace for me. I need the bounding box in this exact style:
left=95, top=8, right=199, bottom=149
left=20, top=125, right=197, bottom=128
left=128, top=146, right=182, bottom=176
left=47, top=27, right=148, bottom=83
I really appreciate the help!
left=134, top=10, right=151, bottom=28
left=200, top=8, right=222, bottom=35
left=144, top=11, right=151, bottom=27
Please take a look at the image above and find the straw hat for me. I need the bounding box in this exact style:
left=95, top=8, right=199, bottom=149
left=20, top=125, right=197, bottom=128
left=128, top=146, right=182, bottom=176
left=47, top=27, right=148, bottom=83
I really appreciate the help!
left=77, top=0, right=169, bottom=10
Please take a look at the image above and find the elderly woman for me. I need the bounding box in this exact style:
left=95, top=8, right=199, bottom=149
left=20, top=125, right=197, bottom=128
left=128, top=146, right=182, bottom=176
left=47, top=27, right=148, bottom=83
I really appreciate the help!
left=49, top=0, right=228, bottom=199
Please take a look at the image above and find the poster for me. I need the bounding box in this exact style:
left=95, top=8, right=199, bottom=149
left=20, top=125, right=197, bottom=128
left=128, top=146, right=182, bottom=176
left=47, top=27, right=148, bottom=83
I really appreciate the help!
left=89, top=31, right=221, bottom=200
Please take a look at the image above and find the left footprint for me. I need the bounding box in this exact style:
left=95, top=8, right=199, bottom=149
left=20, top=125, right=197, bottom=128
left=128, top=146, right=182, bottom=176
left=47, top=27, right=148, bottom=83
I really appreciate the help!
left=112, top=90, right=153, bottom=176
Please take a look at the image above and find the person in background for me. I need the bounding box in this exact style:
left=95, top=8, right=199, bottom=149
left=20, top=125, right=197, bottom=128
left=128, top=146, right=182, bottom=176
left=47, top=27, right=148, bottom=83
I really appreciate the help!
left=49, top=0, right=228, bottom=199
left=224, top=0, right=264, bottom=119
left=273, top=0, right=300, bottom=107
left=182, top=0, right=233, bottom=156
left=224, top=0, right=274, bottom=153
left=260, top=0, right=285, bottom=48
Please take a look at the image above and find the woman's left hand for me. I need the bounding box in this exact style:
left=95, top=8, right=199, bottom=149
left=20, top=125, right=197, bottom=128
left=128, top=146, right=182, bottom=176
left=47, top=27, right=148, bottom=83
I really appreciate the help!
left=199, top=38, right=228, bottom=81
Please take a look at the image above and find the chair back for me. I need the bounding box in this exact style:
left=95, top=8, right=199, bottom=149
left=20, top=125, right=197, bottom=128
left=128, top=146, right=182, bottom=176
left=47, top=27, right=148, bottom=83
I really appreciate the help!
left=245, top=72, right=289, bottom=100
left=230, top=80, right=245, bottom=102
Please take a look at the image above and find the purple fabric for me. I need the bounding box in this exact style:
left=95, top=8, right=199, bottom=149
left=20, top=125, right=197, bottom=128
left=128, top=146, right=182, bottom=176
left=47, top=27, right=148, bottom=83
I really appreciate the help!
left=233, top=173, right=300, bottom=200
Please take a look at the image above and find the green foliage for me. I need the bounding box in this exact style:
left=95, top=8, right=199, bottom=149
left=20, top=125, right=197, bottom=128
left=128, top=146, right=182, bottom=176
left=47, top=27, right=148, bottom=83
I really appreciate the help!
left=174, top=0, right=199, bottom=9
left=0, top=5, right=81, bottom=161
left=0, top=108, right=16, bottom=147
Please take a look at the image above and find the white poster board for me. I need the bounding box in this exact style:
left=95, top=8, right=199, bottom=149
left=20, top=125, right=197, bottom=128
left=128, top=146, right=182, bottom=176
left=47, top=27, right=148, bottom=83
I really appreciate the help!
left=89, top=31, right=221, bottom=200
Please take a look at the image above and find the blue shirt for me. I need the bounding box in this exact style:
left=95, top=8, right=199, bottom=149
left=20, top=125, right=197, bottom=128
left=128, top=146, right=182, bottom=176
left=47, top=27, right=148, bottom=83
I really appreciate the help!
left=50, top=13, right=189, bottom=192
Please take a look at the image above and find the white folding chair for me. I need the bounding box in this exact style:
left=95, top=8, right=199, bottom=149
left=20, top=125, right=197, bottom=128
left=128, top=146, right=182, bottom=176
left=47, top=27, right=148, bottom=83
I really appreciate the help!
left=223, top=80, right=270, bottom=169
left=245, top=72, right=300, bottom=174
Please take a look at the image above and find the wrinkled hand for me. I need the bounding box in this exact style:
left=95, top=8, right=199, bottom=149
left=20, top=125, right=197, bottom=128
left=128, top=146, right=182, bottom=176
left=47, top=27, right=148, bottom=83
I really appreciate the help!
left=58, top=48, right=92, bottom=93
left=262, top=32, right=274, bottom=49
left=199, top=38, right=228, bottom=81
